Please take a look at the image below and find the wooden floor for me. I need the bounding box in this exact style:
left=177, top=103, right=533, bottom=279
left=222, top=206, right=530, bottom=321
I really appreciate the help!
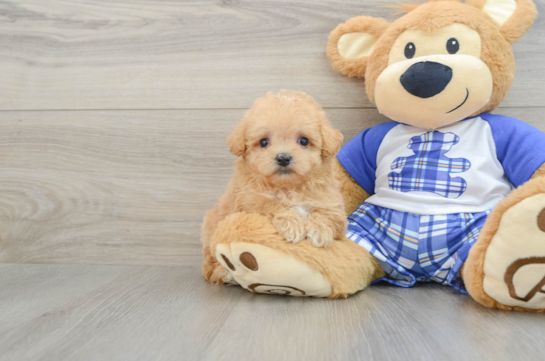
left=2, top=264, right=545, bottom=361
left=1, top=0, right=545, bottom=360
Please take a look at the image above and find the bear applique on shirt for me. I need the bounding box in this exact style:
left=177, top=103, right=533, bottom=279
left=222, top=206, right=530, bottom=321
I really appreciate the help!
left=388, top=131, right=471, bottom=199
left=337, top=114, right=545, bottom=215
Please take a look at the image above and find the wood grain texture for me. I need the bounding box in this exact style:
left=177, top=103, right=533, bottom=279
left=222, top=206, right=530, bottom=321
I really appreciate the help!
left=0, top=0, right=543, bottom=110
left=1, top=108, right=544, bottom=266
left=1, top=1, right=545, bottom=359
left=0, top=108, right=386, bottom=265
left=1, top=264, right=544, bottom=361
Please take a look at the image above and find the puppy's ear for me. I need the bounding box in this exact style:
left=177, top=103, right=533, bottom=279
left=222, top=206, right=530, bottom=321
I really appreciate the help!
left=467, top=0, right=536, bottom=43
left=227, top=121, right=246, bottom=157
left=327, top=16, right=390, bottom=78
left=321, top=124, right=343, bottom=160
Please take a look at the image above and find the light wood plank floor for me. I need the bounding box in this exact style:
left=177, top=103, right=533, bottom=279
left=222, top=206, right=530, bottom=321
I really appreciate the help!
left=2, top=264, right=545, bottom=361
left=1, top=0, right=545, bottom=360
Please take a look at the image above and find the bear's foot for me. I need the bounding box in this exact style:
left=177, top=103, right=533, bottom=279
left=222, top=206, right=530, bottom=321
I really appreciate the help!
left=216, top=242, right=332, bottom=297
left=208, top=212, right=383, bottom=299
left=464, top=178, right=545, bottom=312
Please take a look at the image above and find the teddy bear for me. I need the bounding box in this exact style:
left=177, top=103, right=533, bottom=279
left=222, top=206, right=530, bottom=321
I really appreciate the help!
left=204, top=0, right=545, bottom=312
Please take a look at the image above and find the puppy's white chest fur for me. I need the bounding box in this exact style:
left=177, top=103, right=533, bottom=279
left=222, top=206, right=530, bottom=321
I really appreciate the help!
left=291, top=204, right=309, bottom=218
left=270, top=188, right=310, bottom=218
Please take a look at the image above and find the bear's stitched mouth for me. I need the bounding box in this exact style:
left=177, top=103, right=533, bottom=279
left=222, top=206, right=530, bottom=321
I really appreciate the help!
left=446, top=88, right=469, bottom=114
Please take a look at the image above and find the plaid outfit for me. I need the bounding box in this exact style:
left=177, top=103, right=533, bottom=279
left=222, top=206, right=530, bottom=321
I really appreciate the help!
left=388, top=131, right=471, bottom=199
left=347, top=203, right=491, bottom=293
left=337, top=114, right=545, bottom=291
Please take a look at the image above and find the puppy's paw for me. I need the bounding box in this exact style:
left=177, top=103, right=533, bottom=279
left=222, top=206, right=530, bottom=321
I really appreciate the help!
left=306, top=222, right=334, bottom=248
left=222, top=271, right=238, bottom=285
left=273, top=216, right=306, bottom=243
left=208, top=263, right=236, bottom=285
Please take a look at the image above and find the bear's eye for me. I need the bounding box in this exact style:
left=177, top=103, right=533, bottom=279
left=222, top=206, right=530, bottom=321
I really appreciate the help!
left=404, top=42, right=416, bottom=59
left=298, top=137, right=309, bottom=146
left=259, top=138, right=269, bottom=148
left=446, top=38, right=459, bottom=54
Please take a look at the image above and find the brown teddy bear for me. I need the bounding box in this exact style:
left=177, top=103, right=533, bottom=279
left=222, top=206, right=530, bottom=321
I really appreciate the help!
left=204, top=0, right=545, bottom=312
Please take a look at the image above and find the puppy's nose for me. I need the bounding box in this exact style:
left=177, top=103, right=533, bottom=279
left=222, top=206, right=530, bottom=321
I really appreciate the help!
left=276, top=153, right=292, bottom=167
left=400, top=61, right=453, bottom=98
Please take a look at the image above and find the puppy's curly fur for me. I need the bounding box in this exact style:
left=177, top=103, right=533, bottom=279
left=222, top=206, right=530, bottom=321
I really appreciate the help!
left=201, top=90, right=346, bottom=284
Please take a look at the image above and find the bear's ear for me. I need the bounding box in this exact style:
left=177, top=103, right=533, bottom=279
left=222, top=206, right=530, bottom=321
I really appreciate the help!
left=467, top=0, right=537, bottom=43
left=327, top=16, right=390, bottom=78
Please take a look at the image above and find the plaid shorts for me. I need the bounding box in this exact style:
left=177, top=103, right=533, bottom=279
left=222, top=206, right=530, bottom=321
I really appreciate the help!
left=347, top=203, right=491, bottom=293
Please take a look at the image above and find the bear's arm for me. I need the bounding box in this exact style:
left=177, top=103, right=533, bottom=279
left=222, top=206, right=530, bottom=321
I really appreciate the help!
left=334, top=123, right=399, bottom=215
left=333, top=158, right=371, bottom=215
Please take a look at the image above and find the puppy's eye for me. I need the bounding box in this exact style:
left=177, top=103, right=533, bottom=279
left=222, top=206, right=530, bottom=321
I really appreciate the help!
left=446, top=38, right=459, bottom=54
left=298, top=137, right=309, bottom=146
left=259, top=138, right=269, bottom=148
left=404, top=42, right=415, bottom=59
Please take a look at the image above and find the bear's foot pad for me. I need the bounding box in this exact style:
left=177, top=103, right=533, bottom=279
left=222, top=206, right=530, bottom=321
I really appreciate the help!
left=483, top=194, right=545, bottom=310
left=216, top=242, right=332, bottom=297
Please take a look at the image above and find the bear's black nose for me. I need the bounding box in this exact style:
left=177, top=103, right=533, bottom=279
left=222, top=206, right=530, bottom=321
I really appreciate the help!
left=400, top=61, right=453, bottom=98
left=276, top=153, right=292, bottom=167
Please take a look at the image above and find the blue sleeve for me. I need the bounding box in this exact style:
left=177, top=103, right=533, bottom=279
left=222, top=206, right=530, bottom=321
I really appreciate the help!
left=336, top=122, right=398, bottom=194
left=481, top=113, right=545, bottom=187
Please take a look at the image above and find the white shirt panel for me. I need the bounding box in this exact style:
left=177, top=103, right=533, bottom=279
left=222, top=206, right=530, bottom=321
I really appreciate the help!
left=365, top=117, right=512, bottom=214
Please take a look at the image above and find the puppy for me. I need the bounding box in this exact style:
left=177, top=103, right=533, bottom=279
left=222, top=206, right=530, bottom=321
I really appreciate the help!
left=201, top=90, right=346, bottom=284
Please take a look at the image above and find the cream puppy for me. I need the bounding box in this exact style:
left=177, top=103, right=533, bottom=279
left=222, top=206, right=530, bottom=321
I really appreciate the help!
left=201, top=90, right=346, bottom=284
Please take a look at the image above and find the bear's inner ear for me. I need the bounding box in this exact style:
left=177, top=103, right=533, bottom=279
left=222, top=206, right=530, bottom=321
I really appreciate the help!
left=468, top=0, right=537, bottom=43
left=481, top=0, right=517, bottom=26
left=337, top=32, right=378, bottom=60
left=327, top=16, right=390, bottom=78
